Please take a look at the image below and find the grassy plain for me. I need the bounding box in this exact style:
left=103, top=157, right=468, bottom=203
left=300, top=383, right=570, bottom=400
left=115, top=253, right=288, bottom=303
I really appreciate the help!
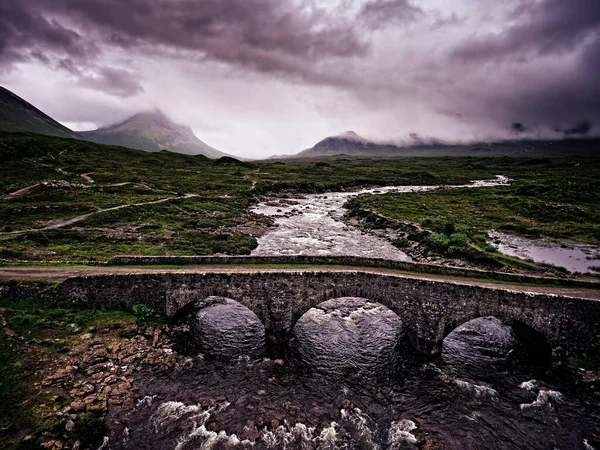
left=1, top=131, right=599, bottom=265
left=346, top=159, right=600, bottom=269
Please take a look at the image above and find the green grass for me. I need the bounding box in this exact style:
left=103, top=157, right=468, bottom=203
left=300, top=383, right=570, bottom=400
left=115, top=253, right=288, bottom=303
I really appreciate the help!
left=1, top=131, right=599, bottom=265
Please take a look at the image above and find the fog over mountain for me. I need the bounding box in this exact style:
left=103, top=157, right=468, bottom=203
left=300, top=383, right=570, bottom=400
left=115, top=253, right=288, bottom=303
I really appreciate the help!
left=80, top=110, right=228, bottom=158
left=1, top=0, right=599, bottom=158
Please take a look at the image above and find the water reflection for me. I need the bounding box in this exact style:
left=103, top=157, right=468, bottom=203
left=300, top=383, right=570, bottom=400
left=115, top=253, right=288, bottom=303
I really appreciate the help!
left=490, top=231, right=600, bottom=274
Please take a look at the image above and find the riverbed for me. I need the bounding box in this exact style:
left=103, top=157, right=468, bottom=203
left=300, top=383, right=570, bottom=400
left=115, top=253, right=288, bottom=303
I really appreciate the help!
left=250, top=176, right=510, bottom=260
left=109, top=349, right=598, bottom=450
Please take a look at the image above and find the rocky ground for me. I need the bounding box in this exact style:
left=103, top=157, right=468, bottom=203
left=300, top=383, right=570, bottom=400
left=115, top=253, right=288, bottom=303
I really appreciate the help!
left=2, top=305, right=599, bottom=450
left=1, top=314, right=184, bottom=450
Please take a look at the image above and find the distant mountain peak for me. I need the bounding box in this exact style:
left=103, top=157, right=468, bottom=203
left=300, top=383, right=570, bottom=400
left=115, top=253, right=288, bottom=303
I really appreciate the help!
left=80, top=110, right=228, bottom=158
left=335, top=131, right=367, bottom=142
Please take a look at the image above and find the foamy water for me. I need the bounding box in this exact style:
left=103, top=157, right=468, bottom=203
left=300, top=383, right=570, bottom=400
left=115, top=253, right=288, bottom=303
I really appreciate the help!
left=251, top=176, right=510, bottom=259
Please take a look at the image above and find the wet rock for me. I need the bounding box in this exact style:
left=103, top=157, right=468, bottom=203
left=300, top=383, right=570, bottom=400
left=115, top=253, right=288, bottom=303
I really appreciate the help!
left=442, top=317, right=516, bottom=379
left=290, top=297, right=407, bottom=381
left=182, top=296, right=265, bottom=360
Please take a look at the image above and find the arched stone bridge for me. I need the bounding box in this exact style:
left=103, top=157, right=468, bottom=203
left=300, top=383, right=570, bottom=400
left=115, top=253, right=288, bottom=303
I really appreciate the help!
left=61, top=271, right=600, bottom=355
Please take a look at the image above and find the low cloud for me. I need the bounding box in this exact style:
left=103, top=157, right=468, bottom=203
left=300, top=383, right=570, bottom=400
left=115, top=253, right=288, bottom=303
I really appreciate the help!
left=1, top=0, right=599, bottom=156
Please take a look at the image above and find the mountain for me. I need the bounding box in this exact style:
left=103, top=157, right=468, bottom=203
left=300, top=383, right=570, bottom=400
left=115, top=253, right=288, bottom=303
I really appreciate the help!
left=275, top=131, right=600, bottom=159
left=0, top=86, right=78, bottom=139
left=286, top=131, right=400, bottom=158
left=80, top=110, right=228, bottom=158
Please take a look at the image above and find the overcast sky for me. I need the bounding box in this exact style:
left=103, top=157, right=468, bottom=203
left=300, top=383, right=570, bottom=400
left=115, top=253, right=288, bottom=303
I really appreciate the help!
left=1, top=0, right=599, bottom=158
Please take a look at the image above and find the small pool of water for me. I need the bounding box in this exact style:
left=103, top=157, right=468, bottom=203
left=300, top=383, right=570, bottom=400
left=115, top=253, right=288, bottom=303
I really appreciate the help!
left=490, top=231, right=600, bottom=274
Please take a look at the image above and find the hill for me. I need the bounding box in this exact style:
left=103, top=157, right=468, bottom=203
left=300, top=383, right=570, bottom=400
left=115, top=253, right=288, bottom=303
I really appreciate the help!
left=280, top=131, right=600, bottom=158
left=0, top=86, right=78, bottom=139
left=80, top=110, right=228, bottom=158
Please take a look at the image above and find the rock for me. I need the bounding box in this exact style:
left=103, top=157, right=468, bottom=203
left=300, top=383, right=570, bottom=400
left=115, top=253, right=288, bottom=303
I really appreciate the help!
left=442, top=317, right=516, bottom=379
left=65, top=420, right=74, bottom=432
left=290, top=297, right=407, bottom=381
left=182, top=296, right=265, bottom=359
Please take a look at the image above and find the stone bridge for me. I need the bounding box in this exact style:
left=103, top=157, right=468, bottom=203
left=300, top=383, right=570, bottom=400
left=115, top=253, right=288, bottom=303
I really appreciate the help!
left=58, top=271, right=600, bottom=355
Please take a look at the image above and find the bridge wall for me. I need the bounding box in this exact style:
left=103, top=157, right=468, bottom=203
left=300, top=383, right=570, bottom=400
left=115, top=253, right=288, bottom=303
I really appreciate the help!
left=59, top=271, right=600, bottom=355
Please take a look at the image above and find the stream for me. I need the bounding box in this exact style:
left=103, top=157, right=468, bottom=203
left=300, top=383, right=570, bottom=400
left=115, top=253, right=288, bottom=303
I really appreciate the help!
left=251, top=175, right=600, bottom=274
left=250, top=176, right=509, bottom=260
left=490, top=231, right=600, bottom=274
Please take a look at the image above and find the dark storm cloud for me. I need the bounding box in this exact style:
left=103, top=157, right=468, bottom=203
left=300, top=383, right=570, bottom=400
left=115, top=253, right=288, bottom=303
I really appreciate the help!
left=360, top=0, right=422, bottom=29
left=449, top=0, right=600, bottom=136
left=0, top=0, right=367, bottom=91
left=26, top=0, right=366, bottom=79
left=0, top=0, right=95, bottom=69
left=454, top=0, right=600, bottom=60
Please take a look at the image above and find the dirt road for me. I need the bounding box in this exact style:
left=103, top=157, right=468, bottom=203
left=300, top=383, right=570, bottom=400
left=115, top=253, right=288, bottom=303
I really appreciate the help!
left=1, top=265, right=599, bottom=300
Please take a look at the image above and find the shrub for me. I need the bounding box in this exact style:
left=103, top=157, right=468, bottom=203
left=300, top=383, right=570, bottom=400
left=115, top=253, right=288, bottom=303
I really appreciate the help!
left=449, top=232, right=468, bottom=247
left=132, top=304, right=155, bottom=325
left=443, top=221, right=456, bottom=236
left=427, top=233, right=450, bottom=251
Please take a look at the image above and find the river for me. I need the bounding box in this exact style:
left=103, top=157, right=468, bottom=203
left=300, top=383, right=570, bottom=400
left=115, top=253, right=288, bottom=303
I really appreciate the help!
left=250, top=176, right=509, bottom=260
left=108, top=343, right=598, bottom=449
left=103, top=176, right=599, bottom=449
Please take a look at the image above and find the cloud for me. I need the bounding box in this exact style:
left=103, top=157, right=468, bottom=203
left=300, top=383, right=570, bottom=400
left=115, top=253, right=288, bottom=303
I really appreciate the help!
left=1, top=0, right=368, bottom=93
left=0, top=0, right=95, bottom=69
left=360, top=0, right=422, bottom=29
left=35, top=0, right=367, bottom=80
left=77, top=67, right=144, bottom=97
left=453, top=0, right=600, bottom=61
left=1, top=0, right=599, bottom=157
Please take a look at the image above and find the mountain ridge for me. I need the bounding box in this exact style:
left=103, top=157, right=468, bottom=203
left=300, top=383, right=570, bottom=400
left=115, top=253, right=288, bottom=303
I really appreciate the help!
left=80, top=110, right=229, bottom=158
left=0, top=86, right=79, bottom=139
left=271, top=131, right=600, bottom=159
left=0, top=86, right=228, bottom=158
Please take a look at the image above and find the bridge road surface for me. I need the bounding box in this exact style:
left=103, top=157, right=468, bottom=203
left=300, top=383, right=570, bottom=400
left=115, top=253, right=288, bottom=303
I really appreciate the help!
left=1, top=265, right=599, bottom=301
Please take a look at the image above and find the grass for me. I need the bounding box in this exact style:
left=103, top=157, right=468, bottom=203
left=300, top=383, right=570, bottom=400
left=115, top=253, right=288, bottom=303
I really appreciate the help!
left=1, top=131, right=599, bottom=267
left=346, top=159, right=600, bottom=269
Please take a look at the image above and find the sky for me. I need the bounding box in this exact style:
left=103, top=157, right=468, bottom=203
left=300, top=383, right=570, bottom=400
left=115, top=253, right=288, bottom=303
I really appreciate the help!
left=0, top=0, right=599, bottom=158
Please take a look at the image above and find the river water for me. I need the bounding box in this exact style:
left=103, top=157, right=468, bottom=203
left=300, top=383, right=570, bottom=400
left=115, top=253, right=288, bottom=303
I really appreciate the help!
left=250, top=176, right=510, bottom=260
left=251, top=175, right=600, bottom=274
left=108, top=347, right=598, bottom=450
left=490, top=231, right=600, bottom=274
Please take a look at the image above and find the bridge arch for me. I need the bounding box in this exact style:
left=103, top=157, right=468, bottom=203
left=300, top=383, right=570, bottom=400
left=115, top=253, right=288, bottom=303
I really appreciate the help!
left=441, top=315, right=552, bottom=374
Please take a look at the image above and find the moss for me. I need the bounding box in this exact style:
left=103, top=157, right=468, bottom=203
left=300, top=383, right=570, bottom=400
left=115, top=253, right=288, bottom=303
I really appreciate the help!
left=68, top=413, right=108, bottom=448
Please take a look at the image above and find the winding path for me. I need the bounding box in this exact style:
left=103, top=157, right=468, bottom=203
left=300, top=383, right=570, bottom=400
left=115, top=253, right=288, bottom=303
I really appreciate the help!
left=1, top=264, right=599, bottom=300
left=0, top=194, right=197, bottom=238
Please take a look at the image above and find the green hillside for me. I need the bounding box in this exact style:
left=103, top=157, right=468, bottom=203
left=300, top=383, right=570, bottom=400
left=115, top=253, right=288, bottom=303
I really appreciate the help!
left=80, top=110, right=228, bottom=158
left=0, top=86, right=78, bottom=139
